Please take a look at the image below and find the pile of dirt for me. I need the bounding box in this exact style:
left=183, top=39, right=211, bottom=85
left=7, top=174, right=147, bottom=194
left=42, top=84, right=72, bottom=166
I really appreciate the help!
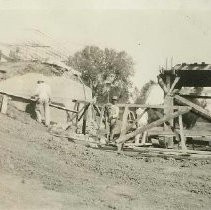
left=0, top=110, right=211, bottom=210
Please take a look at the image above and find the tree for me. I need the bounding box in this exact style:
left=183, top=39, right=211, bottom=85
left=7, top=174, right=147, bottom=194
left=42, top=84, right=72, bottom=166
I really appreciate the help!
left=133, top=80, right=156, bottom=104
left=67, top=46, right=134, bottom=103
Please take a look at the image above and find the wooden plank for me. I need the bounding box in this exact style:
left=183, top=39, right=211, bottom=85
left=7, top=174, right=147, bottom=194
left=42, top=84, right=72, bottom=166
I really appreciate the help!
left=175, top=95, right=211, bottom=121
left=1, top=95, right=8, bottom=114
left=116, top=107, right=191, bottom=147
left=179, top=115, right=187, bottom=151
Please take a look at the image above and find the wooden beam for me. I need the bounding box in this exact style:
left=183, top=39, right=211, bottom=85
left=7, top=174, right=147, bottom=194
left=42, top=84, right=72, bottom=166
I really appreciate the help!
left=164, top=95, right=174, bottom=148
left=179, top=115, right=187, bottom=151
left=175, top=95, right=211, bottom=121
left=168, top=77, right=180, bottom=94
left=49, top=103, right=77, bottom=113
left=157, top=75, right=168, bottom=93
left=116, top=104, right=188, bottom=109
left=116, top=107, right=191, bottom=148
left=163, top=69, right=174, bottom=149
left=1, top=95, right=8, bottom=114
left=0, top=91, right=77, bottom=113
left=179, top=88, right=211, bottom=96
left=179, top=94, right=211, bottom=99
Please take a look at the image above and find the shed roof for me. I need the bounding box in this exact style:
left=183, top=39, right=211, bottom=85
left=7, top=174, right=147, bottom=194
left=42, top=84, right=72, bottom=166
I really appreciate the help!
left=160, top=63, right=211, bottom=87
left=173, top=62, right=211, bottom=71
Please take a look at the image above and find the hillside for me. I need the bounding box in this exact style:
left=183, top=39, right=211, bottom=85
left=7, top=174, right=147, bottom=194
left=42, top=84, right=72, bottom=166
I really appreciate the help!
left=0, top=107, right=211, bottom=210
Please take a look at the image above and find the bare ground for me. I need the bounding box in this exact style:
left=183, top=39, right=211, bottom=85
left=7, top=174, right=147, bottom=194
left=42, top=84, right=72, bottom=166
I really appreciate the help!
left=0, top=108, right=211, bottom=210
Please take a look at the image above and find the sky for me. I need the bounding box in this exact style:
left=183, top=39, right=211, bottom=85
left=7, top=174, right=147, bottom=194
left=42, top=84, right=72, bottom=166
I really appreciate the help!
left=0, top=0, right=211, bottom=88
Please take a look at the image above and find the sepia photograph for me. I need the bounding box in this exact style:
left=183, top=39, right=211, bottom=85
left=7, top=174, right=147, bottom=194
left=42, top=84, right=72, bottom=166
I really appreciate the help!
left=0, top=0, right=211, bottom=209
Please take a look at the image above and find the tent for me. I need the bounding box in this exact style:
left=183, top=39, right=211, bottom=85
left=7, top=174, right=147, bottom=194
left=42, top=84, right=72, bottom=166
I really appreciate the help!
left=0, top=61, right=92, bottom=124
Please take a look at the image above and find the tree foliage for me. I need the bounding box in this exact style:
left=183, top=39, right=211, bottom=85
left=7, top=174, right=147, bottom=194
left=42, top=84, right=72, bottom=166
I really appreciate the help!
left=67, top=46, right=134, bottom=103
left=134, top=80, right=156, bottom=104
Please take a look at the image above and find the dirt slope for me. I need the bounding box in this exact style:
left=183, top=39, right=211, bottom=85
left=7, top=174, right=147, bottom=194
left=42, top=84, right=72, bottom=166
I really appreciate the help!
left=0, top=109, right=211, bottom=210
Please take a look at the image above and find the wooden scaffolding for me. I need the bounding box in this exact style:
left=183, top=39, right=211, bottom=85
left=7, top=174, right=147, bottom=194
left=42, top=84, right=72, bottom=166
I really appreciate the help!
left=115, top=63, right=211, bottom=151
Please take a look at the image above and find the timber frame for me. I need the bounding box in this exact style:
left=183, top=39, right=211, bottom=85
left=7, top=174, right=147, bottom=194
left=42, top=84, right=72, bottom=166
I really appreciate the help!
left=114, top=63, right=211, bottom=152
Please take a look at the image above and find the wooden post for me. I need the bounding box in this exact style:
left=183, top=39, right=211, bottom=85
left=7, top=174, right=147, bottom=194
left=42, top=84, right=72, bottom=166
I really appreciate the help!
left=1, top=95, right=8, bottom=114
left=76, top=102, right=80, bottom=123
left=164, top=74, right=174, bottom=148
left=74, top=102, right=80, bottom=133
left=164, top=95, right=174, bottom=148
left=82, top=105, right=88, bottom=135
left=179, top=115, right=187, bottom=151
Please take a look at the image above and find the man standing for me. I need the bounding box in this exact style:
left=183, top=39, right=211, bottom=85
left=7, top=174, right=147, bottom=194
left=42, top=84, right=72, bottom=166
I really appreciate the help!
left=33, top=78, right=51, bottom=126
left=107, top=96, right=119, bottom=141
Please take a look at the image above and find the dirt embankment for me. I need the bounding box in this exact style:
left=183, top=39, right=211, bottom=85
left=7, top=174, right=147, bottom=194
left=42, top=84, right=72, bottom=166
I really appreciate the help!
left=0, top=108, right=211, bottom=210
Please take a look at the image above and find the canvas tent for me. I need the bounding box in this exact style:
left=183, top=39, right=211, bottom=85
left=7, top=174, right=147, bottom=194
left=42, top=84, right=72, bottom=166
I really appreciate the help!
left=0, top=61, right=92, bottom=123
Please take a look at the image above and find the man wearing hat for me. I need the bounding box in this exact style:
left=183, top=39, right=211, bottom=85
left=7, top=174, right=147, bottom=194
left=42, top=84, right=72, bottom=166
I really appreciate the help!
left=33, top=77, right=51, bottom=126
left=107, top=96, right=119, bottom=141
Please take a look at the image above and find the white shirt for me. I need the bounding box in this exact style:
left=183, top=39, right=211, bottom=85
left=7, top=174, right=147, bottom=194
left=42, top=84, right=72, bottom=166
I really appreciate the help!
left=35, top=83, right=51, bottom=101
left=136, top=108, right=148, bottom=126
